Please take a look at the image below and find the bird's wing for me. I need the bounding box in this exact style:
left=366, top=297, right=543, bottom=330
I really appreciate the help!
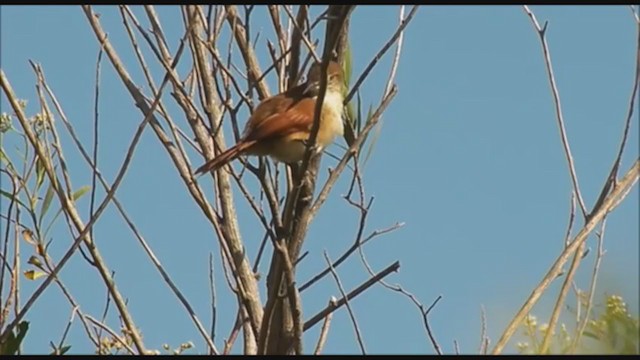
left=244, top=97, right=316, bottom=141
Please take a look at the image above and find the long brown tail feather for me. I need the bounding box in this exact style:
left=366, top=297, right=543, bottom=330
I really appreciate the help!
left=195, top=141, right=255, bottom=175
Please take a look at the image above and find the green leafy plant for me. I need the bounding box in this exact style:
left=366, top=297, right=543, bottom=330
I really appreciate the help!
left=0, top=321, right=29, bottom=355
left=517, top=294, right=639, bottom=355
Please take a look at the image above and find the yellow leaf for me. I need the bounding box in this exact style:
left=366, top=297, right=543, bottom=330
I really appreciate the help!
left=24, top=270, right=46, bottom=280
left=21, top=229, right=36, bottom=245
left=27, top=256, right=43, bottom=269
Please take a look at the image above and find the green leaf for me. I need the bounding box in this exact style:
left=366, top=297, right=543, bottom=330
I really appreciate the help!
left=42, top=185, right=90, bottom=240
left=0, top=190, right=28, bottom=210
left=39, top=184, right=55, bottom=223
left=35, top=156, right=46, bottom=190
left=49, top=344, right=71, bottom=355
left=360, top=104, right=377, bottom=164
left=356, top=90, right=363, bottom=132
left=72, top=185, right=90, bottom=201
left=583, top=330, right=600, bottom=340
left=342, top=38, right=353, bottom=87
left=341, top=39, right=356, bottom=148
left=0, top=321, right=29, bottom=355
left=343, top=101, right=357, bottom=147
left=0, top=148, right=8, bottom=164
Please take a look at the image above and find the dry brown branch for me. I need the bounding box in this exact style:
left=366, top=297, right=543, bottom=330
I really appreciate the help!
left=267, top=6, right=287, bottom=61
left=323, top=251, right=367, bottom=354
left=224, top=5, right=270, bottom=100
left=299, top=222, right=403, bottom=292
left=83, top=6, right=265, bottom=347
left=303, top=260, right=400, bottom=331
left=282, top=5, right=320, bottom=64
left=357, top=237, right=443, bottom=354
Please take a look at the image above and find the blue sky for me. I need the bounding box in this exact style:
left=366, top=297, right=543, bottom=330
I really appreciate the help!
left=1, top=5, right=638, bottom=355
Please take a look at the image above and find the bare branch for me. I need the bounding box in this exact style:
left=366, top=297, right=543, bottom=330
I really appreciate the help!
left=570, top=218, right=607, bottom=352
left=357, top=239, right=443, bottom=354
left=208, top=253, right=217, bottom=351
left=323, top=250, right=367, bottom=354
left=313, top=297, right=336, bottom=355
left=299, top=222, right=403, bottom=292
left=523, top=6, right=587, bottom=217
left=479, top=305, right=490, bottom=355
left=563, top=193, right=576, bottom=247
left=344, top=5, right=419, bottom=104
left=591, top=14, right=639, bottom=216
left=540, top=230, right=585, bottom=353
left=304, top=260, right=400, bottom=331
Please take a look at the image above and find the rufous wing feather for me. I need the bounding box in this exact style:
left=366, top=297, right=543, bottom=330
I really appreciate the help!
left=245, top=98, right=316, bottom=141
left=195, top=140, right=256, bottom=175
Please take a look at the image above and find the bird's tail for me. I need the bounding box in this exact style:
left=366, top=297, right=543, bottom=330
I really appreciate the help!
left=195, top=141, right=255, bottom=175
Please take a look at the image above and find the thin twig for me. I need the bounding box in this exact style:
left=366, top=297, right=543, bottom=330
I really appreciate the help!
left=591, top=13, right=639, bottom=216
left=89, top=39, right=104, bottom=244
left=313, top=297, right=336, bottom=355
left=523, top=5, right=587, bottom=217
left=323, top=251, right=367, bottom=354
left=223, top=312, right=243, bottom=354
left=54, top=306, right=78, bottom=354
left=299, top=222, right=403, bottom=292
left=344, top=5, right=419, bottom=104
left=208, top=252, right=217, bottom=353
left=311, top=87, right=397, bottom=216
left=357, top=238, right=443, bottom=354
left=282, top=5, right=320, bottom=63
left=570, top=218, right=607, bottom=352
left=85, top=315, right=136, bottom=355
left=540, top=231, right=585, bottom=353
left=563, top=193, right=576, bottom=247
left=304, top=260, right=400, bottom=331
left=479, top=305, right=489, bottom=355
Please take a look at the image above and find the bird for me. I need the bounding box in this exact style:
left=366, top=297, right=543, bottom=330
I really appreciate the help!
left=194, top=60, right=345, bottom=175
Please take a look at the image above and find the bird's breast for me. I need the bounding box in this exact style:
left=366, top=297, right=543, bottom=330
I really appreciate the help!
left=316, top=91, right=344, bottom=147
